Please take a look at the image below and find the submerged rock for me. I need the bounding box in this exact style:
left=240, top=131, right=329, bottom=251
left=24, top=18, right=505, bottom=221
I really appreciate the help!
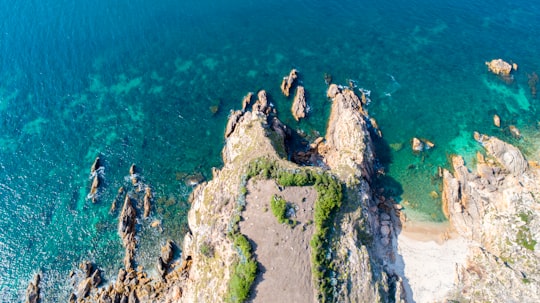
left=291, top=86, right=307, bottom=121
left=528, top=72, right=538, bottom=98
left=508, top=125, right=521, bottom=139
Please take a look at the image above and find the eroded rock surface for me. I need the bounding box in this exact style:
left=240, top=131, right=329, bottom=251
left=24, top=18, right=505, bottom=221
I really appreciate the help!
left=442, top=133, right=540, bottom=302
left=291, top=85, right=307, bottom=121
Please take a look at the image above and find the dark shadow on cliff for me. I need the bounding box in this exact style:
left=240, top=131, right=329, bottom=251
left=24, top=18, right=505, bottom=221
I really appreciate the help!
left=370, top=132, right=416, bottom=302
left=371, top=130, right=415, bottom=302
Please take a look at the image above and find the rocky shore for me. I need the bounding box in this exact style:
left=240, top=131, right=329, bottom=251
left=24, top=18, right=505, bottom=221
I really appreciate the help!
left=25, top=69, right=540, bottom=303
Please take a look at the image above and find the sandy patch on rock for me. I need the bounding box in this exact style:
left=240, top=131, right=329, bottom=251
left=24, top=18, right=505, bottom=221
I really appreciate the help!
left=239, top=179, right=317, bottom=303
left=391, top=221, right=471, bottom=303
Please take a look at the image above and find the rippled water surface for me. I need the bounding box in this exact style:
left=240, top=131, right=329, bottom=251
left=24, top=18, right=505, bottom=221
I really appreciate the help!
left=1, top=0, right=539, bottom=300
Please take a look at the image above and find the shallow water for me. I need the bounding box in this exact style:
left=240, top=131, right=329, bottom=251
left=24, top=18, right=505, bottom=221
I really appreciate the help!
left=1, top=0, right=539, bottom=300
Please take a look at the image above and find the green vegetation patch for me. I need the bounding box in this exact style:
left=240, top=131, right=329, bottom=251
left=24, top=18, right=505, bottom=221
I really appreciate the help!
left=517, top=226, right=537, bottom=251
left=271, top=194, right=288, bottom=224
left=270, top=195, right=296, bottom=226
left=226, top=174, right=258, bottom=303
left=228, top=233, right=257, bottom=303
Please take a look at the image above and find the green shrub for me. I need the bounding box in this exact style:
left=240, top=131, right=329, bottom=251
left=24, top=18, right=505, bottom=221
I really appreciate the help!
left=228, top=257, right=257, bottom=303
left=270, top=195, right=288, bottom=224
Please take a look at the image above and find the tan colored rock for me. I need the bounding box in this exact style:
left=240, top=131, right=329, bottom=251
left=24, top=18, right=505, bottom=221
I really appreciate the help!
left=411, top=137, right=424, bottom=152
left=224, top=110, right=243, bottom=138
left=280, top=69, right=298, bottom=97
left=25, top=273, right=40, bottom=303
left=252, top=90, right=270, bottom=114
left=291, top=86, right=307, bottom=121
left=130, top=164, right=138, bottom=186
left=143, top=187, right=152, bottom=218
left=476, top=151, right=485, bottom=164
left=482, top=134, right=528, bottom=175
left=327, top=84, right=340, bottom=98
left=129, top=164, right=136, bottom=175
left=486, top=59, right=513, bottom=76
left=512, top=63, right=518, bottom=71
left=80, top=260, right=93, bottom=278
left=493, top=114, right=501, bottom=127
left=161, top=240, right=174, bottom=265
left=424, top=139, right=435, bottom=149
left=90, top=156, right=101, bottom=174
left=241, top=92, right=253, bottom=112
left=90, top=175, right=99, bottom=202
left=77, top=278, right=92, bottom=298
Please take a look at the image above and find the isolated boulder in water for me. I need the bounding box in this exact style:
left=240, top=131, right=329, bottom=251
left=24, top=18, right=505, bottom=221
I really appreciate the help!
left=485, top=59, right=514, bottom=76
left=291, top=86, right=307, bottom=121
left=411, top=137, right=424, bottom=152
left=493, top=114, right=501, bottom=127
left=280, top=69, right=298, bottom=97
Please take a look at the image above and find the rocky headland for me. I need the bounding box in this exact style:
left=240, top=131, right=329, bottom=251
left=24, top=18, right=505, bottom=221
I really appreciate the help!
left=25, top=70, right=540, bottom=303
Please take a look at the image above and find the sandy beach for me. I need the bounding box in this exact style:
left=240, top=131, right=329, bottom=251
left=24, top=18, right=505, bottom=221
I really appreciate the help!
left=392, top=220, right=471, bottom=303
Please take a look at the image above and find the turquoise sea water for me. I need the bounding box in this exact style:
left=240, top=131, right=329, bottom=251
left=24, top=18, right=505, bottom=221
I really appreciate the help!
left=1, top=0, right=539, bottom=300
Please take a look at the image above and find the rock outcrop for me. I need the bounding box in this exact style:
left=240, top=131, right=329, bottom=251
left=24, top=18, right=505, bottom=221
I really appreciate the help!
left=486, top=59, right=515, bottom=76
left=291, top=85, right=307, bottom=121
left=119, top=195, right=137, bottom=270
left=320, top=84, right=405, bottom=302
left=442, top=133, right=540, bottom=302
left=280, top=69, right=298, bottom=97
left=25, top=273, right=40, bottom=303
left=143, top=187, right=152, bottom=218
left=319, top=84, right=374, bottom=182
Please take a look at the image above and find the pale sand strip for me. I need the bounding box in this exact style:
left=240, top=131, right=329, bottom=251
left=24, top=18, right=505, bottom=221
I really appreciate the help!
left=391, top=221, right=471, bottom=303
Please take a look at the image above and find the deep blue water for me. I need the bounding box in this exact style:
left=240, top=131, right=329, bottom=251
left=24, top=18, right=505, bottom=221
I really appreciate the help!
left=1, top=0, right=539, bottom=301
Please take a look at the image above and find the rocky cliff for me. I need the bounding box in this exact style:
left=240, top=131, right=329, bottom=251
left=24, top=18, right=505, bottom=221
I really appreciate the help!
left=442, top=133, right=540, bottom=302
left=30, top=73, right=540, bottom=303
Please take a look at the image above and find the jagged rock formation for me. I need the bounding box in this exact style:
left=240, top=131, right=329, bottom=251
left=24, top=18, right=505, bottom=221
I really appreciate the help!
left=291, top=85, right=307, bottom=121
left=280, top=69, right=298, bottom=97
left=241, top=92, right=253, bottom=112
left=25, top=273, right=40, bottom=303
left=319, top=84, right=405, bottom=302
left=442, top=133, right=540, bottom=302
